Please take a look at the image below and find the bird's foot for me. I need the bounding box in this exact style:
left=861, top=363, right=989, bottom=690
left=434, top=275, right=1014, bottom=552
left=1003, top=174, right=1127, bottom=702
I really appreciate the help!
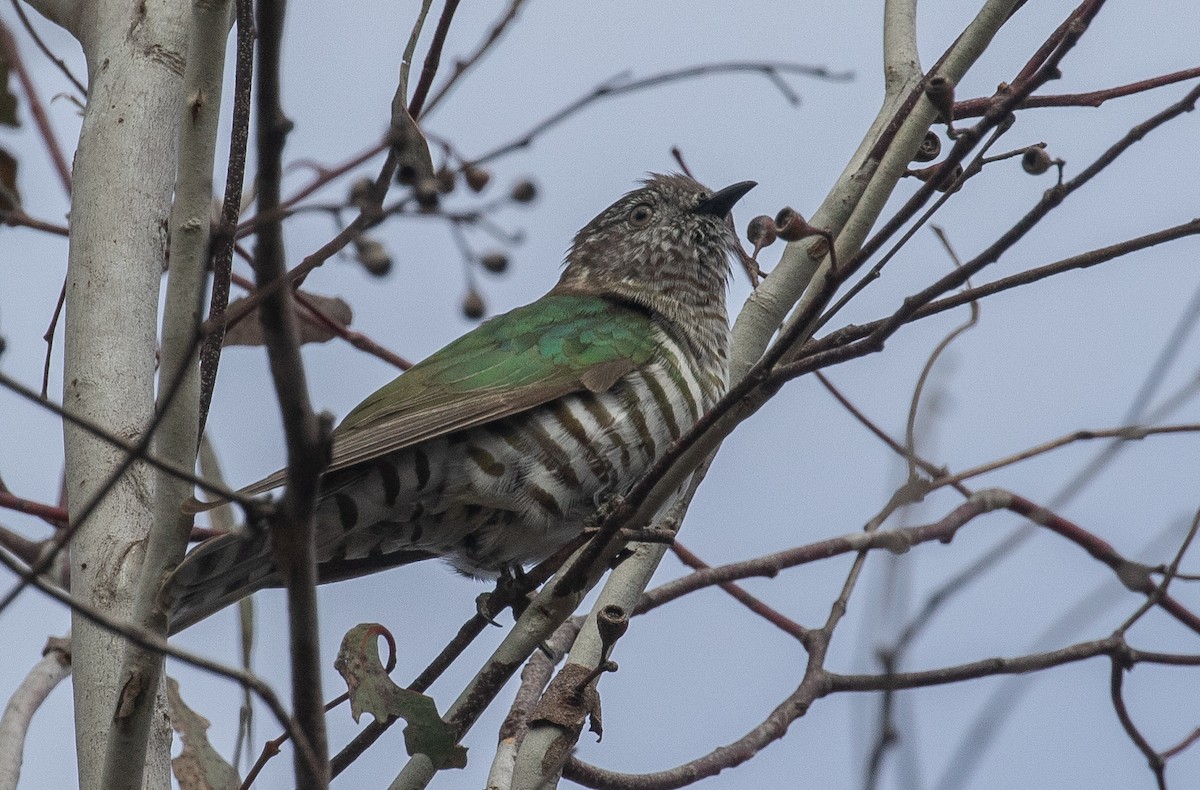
left=477, top=564, right=531, bottom=624
left=585, top=493, right=626, bottom=530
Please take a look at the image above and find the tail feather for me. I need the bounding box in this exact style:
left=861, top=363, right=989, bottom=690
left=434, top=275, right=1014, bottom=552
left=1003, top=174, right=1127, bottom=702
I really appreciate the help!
left=181, top=468, right=289, bottom=514
left=167, top=530, right=279, bottom=634
left=167, top=529, right=437, bottom=634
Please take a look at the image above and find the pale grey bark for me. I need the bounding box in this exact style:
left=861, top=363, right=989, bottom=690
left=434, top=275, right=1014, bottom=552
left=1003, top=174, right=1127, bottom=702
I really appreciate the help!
left=62, top=1, right=188, bottom=787
left=0, top=636, right=71, bottom=790
left=99, top=2, right=232, bottom=788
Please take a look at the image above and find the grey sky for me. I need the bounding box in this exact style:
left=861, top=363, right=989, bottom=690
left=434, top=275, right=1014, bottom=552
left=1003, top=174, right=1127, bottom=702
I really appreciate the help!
left=1, top=1, right=1199, bottom=788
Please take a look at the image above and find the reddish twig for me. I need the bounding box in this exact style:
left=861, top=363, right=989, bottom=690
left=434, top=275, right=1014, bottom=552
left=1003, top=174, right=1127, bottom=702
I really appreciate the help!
left=0, top=20, right=72, bottom=194
left=666, top=541, right=808, bottom=643
left=0, top=491, right=68, bottom=527
left=954, top=65, right=1200, bottom=118
left=5, top=0, right=87, bottom=96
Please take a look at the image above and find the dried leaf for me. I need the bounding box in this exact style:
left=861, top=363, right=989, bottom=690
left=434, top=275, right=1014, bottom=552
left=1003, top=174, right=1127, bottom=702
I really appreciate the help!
left=334, top=623, right=467, bottom=770
left=166, top=676, right=241, bottom=790
left=390, top=106, right=435, bottom=187
left=530, top=663, right=604, bottom=741
left=222, top=291, right=352, bottom=347
left=0, top=54, right=18, bottom=128
left=0, top=147, right=19, bottom=211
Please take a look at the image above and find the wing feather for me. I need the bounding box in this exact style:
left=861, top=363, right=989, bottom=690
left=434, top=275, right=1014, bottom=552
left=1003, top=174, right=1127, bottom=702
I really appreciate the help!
left=184, top=294, right=655, bottom=513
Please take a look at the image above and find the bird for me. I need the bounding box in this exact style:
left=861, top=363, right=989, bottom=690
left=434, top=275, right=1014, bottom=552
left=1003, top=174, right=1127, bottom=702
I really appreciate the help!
left=167, top=173, right=755, bottom=633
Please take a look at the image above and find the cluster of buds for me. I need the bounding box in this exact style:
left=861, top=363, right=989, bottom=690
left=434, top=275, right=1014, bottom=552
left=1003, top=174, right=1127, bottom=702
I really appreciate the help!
left=743, top=206, right=835, bottom=273
left=343, top=147, right=540, bottom=318
left=744, top=207, right=821, bottom=252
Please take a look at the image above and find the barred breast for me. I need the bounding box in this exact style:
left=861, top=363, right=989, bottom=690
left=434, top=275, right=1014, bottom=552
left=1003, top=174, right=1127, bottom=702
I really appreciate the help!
left=316, top=320, right=728, bottom=577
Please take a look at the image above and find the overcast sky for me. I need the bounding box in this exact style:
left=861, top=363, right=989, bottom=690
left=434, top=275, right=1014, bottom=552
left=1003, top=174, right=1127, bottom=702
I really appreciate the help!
left=2, top=1, right=1199, bottom=788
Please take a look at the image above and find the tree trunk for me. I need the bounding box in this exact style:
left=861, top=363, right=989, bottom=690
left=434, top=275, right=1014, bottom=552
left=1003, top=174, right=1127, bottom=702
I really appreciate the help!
left=62, top=1, right=189, bottom=786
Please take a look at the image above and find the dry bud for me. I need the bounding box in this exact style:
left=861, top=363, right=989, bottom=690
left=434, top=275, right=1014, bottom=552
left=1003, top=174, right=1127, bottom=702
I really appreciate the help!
left=462, top=288, right=486, bottom=320
left=348, top=176, right=375, bottom=208
left=481, top=251, right=509, bottom=273
left=395, top=162, right=418, bottom=186
left=435, top=165, right=457, bottom=194
left=1021, top=147, right=1053, bottom=175
left=353, top=236, right=392, bottom=277
left=464, top=164, right=491, bottom=193
left=415, top=177, right=440, bottom=212
left=912, top=131, right=942, bottom=163
left=510, top=179, right=537, bottom=203
left=925, top=75, right=956, bottom=124
left=746, top=215, right=778, bottom=249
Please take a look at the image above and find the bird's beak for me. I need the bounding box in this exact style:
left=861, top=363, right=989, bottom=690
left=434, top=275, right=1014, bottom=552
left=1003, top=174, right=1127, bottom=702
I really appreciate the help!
left=693, top=181, right=757, bottom=218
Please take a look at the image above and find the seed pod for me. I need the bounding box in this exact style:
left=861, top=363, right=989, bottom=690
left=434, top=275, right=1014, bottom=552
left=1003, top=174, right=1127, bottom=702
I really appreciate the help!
left=435, top=165, right=457, bottom=194
left=462, top=288, right=486, bottom=320
left=395, top=162, right=418, bottom=186
left=596, top=604, right=629, bottom=654
left=481, top=251, right=509, bottom=273
left=464, top=164, right=491, bottom=193
left=925, top=76, right=956, bottom=124
left=348, top=176, right=375, bottom=208
left=1022, top=147, right=1052, bottom=175
left=510, top=179, right=537, bottom=203
left=353, top=236, right=392, bottom=277
left=912, top=131, right=942, bottom=163
left=746, top=215, right=778, bottom=249
left=774, top=207, right=812, bottom=242
left=415, top=177, right=440, bottom=212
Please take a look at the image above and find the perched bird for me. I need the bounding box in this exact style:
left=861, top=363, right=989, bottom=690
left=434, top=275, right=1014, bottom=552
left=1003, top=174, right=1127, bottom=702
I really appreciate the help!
left=167, top=174, right=754, bottom=633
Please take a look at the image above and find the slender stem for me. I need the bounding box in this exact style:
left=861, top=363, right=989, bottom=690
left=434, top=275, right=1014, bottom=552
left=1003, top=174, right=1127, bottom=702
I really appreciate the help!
left=254, top=0, right=330, bottom=785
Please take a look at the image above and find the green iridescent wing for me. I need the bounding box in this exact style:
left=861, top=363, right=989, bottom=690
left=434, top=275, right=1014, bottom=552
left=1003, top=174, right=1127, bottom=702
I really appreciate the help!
left=211, top=293, right=657, bottom=504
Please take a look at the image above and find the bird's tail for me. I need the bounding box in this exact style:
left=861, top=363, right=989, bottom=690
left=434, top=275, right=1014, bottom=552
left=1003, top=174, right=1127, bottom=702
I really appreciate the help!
left=166, top=529, right=280, bottom=634
left=166, top=526, right=437, bottom=634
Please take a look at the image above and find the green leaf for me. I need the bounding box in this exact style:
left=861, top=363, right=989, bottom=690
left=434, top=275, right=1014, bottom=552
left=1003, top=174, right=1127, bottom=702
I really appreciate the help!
left=334, top=623, right=468, bottom=770
left=166, top=676, right=241, bottom=790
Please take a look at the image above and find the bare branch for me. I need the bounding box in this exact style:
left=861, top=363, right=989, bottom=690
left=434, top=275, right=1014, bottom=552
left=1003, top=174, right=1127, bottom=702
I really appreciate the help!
left=198, top=0, right=257, bottom=438
left=253, top=0, right=330, bottom=784
left=954, top=66, right=1200, bottom=118
left=471, top=61, right=852, bottom=165
left=0, top=635, right=70, bottom=790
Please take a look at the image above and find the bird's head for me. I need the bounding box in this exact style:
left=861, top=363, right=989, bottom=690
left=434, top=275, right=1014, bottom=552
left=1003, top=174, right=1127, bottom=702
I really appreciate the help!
left=557, top=174, right=755, bottom=316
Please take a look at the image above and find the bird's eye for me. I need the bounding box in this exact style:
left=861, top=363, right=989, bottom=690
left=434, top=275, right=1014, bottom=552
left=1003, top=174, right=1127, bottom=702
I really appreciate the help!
left=628, top=204, right=654, bottom=227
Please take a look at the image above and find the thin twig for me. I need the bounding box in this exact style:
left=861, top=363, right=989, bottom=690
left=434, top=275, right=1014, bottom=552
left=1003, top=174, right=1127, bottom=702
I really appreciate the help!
left=471, top=61, right=852, bottom=165
left=5, top=1, right=86, bottom=95
left=254, top=0, right=330, bottom=784
left=954, top=65, right=1200, bottom=118
left=0, top=20, right=73, bottom=193
left=408, top=0, right=461, bottom=118
left=420, top=0, right=527, bottom=117
left=198, top=0, right=256, bottom=438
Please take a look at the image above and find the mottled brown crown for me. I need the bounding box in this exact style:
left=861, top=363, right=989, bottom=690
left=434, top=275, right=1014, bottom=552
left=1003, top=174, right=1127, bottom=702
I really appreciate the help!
left=555, top=173, right=750, bottom=357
